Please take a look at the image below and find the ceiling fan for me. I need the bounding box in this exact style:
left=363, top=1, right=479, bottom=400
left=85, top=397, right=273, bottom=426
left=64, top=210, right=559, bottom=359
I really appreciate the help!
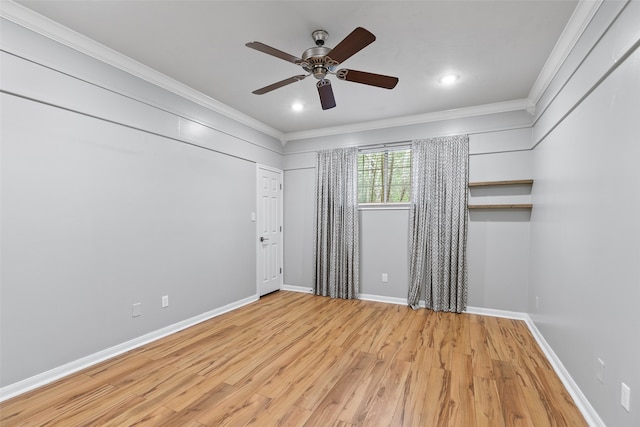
left=246, top=27, right=399, bottom=110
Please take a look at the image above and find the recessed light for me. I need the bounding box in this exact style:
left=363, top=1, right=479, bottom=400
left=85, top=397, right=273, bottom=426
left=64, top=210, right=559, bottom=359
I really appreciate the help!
left=439, top=74, right=459, bottom=85
left=291, top=102, right=304, bottom=112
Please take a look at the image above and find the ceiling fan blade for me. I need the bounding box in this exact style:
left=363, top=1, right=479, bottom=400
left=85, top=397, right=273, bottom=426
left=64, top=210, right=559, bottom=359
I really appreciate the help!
left=252, top=75, right=307, bottom=95
left=246, top=41, right=302, bottom=64
left=317, top=80, right=336, bottom=110
left=336, top=69, right=398, bottom=89
left=326, top=27, right=376, bottom=65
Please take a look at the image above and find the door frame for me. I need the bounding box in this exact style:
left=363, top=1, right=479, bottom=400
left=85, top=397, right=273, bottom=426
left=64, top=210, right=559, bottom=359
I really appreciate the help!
left=255, top=164, right=284, bottom=297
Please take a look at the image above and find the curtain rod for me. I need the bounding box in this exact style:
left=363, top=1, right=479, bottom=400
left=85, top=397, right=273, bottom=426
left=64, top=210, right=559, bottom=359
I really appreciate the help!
left=358, top=140, right=412, bottom=151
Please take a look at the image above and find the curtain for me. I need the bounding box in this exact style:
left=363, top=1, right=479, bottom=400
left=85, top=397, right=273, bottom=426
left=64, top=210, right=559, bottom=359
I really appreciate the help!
left=408, top=135, right=469, bottom=312
left=313, top=147, right=359, bottom=299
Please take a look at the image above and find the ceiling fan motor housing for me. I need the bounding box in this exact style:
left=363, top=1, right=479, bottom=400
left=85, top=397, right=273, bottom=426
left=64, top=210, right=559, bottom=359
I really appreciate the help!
left=301, top=30, right=336, bottom=80
left=301, top=45, right=335, bottom=79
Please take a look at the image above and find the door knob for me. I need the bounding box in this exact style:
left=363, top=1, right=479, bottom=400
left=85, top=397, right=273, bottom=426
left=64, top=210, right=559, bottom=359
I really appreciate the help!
left=260, top=237, right=269, bottom=242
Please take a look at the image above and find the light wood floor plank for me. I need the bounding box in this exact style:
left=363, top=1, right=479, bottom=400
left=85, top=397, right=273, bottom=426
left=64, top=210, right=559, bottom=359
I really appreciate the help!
left=293, top=346, right=364, bottom=411
left=336, top=355, right=389, bottom=425
left=159, top=382, right=237, bottom=425
left=390, top=346, right=436, bottom=426
left=420, top=367, right=452, bottom=426
left=470, top=320, right=496, bottom=379
left=359, top=356, right=412, bottom=427
left=0, top=291, right=587, bottom=426
left=160, top=371, right=227, bottom=412
left=20, top=383, right=116, bottom=427
left=449, top=352, right=477, bottom=427
left=277, top=405, right=313, bottom=427
left=75, top=393, right=146, bottom=427
left=473, top=376, right=505, bottom=427
left=303, top=351, right=380, bottom=427
left=123, top=406, right=178, bottom=427
left=493, top=359, right=535, bottom=427
left=0, top=374, right=97, bottom=425
left=256, top=343, right=342, bottom=400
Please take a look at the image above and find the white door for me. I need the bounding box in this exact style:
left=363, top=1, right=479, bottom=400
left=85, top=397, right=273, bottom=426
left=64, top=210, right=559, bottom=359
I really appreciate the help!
left=257, top=166, right=283, bottom=296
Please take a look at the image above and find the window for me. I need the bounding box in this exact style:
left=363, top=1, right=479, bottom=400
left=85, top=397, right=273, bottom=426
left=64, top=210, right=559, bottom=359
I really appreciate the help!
left=357, top=148, right=411, bottom=204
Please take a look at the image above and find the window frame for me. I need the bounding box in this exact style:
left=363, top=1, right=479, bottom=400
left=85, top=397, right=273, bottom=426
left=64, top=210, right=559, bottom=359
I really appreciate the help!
left=357, top=146, right=412, bottom=207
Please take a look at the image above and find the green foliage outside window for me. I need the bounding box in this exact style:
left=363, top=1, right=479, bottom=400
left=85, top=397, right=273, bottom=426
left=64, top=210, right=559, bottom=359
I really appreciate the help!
left=357, top=149, right=411, bottom=204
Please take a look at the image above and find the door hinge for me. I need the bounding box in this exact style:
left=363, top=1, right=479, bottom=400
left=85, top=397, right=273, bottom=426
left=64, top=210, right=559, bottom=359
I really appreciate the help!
left=280, top=183, right=282, bottom=190
left=280, top=268, right=282, bottom=274
left=280, top=226, right=282, bottom=232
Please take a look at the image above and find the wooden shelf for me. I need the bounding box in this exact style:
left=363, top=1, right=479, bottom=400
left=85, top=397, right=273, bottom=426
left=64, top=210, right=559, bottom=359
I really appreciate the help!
left=468, top=204, right=532, bottom=210
left=468, top=179, right=533, bottom=213
left=469, top=179, right=533, bottom=187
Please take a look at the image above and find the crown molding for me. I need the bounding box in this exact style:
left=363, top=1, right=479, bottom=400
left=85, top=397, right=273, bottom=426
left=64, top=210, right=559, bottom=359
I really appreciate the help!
left=527, top=0, right=604, bottom=107
left=2, top=0, right=598, bottom=147
left=0, top=0, right=284, bottom=142
left=283, top=99, right=533, bottom=143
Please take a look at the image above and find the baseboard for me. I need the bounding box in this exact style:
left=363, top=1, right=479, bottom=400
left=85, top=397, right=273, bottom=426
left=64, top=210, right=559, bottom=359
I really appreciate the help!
left=524, top=317, right=605, bottom=427
left=465, top=305, right=530, bottom=320
left=281, top=284, right=313, bottom=293
left=0, top=294, right=259, bottom=402
left=281, top=287, right=408, bottom=307
left=358, top=293, right=408, bottom=306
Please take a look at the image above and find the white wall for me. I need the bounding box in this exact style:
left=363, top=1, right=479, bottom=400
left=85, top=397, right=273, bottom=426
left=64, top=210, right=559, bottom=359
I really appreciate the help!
left=528, top=1, right=640, bottom=425
left=0, top=19, right=281, bottom=388
left=359, top=208, right=410, bottom=300
left=283, top=168, right=315, bottom=289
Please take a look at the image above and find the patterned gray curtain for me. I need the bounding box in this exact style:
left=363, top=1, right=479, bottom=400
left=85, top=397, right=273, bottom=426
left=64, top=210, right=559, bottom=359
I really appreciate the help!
left=408, top=135, right=469, bottom=312
left=313, top=147, right=360, bottom=299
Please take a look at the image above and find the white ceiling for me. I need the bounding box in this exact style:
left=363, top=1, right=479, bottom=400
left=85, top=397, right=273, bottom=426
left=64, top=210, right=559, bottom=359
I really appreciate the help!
left=13, top=0, right=580, bottom=138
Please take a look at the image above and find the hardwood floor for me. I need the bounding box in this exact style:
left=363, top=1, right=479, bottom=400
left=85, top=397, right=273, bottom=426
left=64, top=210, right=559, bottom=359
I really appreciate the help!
left=0, top=291, right=587, bottom=426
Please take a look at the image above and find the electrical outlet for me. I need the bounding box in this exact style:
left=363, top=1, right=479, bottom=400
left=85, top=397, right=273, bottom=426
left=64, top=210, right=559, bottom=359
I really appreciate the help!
left=381, top=273, right=388, bottom=283
left=132, top=303, right=141, bottom=318
left=535, top=296, right=539, bottom=310
left=162, top=295, right=169, bottom=308
left=621, top=383, right=631, bottom=412
left=596, top=358, right=605, bottom=383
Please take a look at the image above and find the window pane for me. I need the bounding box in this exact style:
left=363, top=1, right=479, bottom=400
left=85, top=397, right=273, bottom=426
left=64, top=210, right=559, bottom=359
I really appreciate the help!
left=386, top=149, right=411, bottom=203
left=358, top=148, right=411, bottom=204
left=358, top=152, right=384, bottom=203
